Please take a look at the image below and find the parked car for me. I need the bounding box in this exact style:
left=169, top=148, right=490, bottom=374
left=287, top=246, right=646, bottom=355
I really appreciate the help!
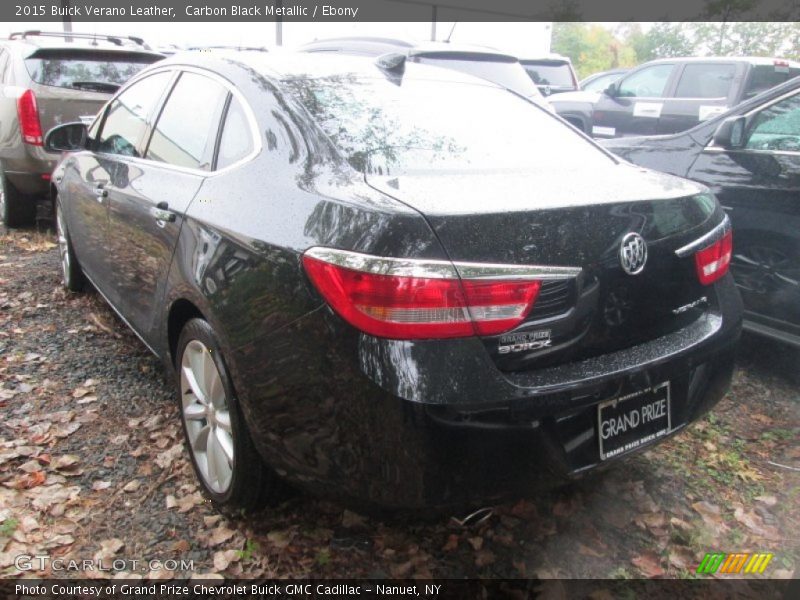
left=580, top=68, right=630, bottom=93
left=298, top=36, right=551, bottom=109
left=551, top=57, right=800, bottom=138
left=601, top=77, right=800, bottom=347
left=46, top=51, right=741, bottom=512
left=0, top=30, right=164, bottom=227
left=519, top=54, right=579, bottom=96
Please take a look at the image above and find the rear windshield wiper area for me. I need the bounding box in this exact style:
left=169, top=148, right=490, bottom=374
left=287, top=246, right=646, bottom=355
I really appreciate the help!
left=68, top=81, right=121, bottom=93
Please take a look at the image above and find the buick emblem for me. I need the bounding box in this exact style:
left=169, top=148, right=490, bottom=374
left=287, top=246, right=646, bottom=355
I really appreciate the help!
left=619, top=232, right=647, bottom=275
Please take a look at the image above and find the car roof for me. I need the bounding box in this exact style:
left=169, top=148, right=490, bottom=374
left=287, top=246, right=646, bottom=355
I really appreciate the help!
left=150, top=49, right=505, bottom=88
left=519, top=54, right=572, bottom=64
left=645, top=55, right=800, bottom=67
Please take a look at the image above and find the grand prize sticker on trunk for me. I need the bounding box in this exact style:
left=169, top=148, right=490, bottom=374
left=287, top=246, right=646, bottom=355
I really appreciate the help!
left=598, top=382, right=672, bottom=460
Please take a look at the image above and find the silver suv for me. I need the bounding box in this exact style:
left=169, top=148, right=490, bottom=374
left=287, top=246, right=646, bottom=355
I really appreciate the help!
left=0, top=31, right=163, bottom=226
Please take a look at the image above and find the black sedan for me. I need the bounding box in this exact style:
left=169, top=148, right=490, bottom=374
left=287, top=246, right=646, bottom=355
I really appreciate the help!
left=45, top=51, right=742, bottom=512
left=602, top=77, right=800, bottom=348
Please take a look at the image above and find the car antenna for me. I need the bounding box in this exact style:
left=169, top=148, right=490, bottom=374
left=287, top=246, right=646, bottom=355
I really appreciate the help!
left=445, top=22, right=458, bottom=43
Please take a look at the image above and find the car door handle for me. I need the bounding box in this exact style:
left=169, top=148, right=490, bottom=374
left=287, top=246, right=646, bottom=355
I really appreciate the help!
left=150, top=204, right=176, bottom=223
left=94, top=184, right=108, bottom=201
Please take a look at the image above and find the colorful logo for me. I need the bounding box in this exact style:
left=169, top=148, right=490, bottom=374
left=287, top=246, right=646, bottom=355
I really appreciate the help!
left=696, top=552, right=773, bottom=574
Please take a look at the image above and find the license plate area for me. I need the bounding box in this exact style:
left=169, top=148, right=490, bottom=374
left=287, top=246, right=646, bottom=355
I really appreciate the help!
left=598, top=382, right=671, bottom=461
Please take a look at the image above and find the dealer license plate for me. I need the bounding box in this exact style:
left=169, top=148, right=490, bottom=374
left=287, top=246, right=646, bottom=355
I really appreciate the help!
left=598, top=382, right=671, bottom=460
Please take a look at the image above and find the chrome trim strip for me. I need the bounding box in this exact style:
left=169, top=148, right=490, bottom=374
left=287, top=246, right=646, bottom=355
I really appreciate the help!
left=303, top=247, right=582, bottom=280
left=674, top=214, right=731, bottom=258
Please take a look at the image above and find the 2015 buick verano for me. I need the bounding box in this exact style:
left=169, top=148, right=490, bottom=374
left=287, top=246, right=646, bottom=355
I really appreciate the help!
left=45, top=51, right=742, bottom=512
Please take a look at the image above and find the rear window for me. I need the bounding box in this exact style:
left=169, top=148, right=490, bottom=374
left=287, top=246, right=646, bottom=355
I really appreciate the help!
left=25, top=49, right=160, bottom=92
left=285, top=72, right=613, bottom=176
left=412, top=54, right=540, bottom=99
left=521, top=62, right=575, bottom=89
left=744, top=64, right=800, bottom=99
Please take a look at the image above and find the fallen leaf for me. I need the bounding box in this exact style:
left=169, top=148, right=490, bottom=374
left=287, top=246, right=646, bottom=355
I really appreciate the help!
left=51, top=455, right=80, bottom=470
left=441, top=534, right=459, bottom=552
left=467, top=536, right=483, bottom=551
left=266, top=530, right=290, bottom=549
left=754, top=495, right=777, bottom=507
left=94, top=538, right=124, bottom=561
left=213, top=549, right=239, bottom=571
left=155, top=444, right=183, bottom=470
left=165, top=495, right=178, bottom=509
left=632, top=552, right=665, bottom=578
left=122, top=480, right=141, bottom=493
left=208, top=526, right=236, bottom=547
left=176, top=492, right=204, bottom=513
left=92, top=481, right=112, bottom=491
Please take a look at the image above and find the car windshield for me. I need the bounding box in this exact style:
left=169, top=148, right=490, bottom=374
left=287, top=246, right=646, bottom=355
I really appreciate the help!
left=582, top=72, right=622, bottom=92
left=284, top=72, right=613, bottom=176
left=522, top=63, right=575, bottom=88
left=25, top=49, right=160, bottom=91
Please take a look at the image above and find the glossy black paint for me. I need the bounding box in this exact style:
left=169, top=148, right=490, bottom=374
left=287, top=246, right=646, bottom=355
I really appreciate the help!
left=52, top=52, right=742, bottom=509
left=602, top=77, right=800, bottom=347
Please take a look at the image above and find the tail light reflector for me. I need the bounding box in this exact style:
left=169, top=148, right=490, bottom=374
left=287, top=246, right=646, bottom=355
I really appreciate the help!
left=695, top=229, right=733, bottom=285
left=300, top=248, right=579, bottom=340
left=17, top=89, right=43, bottom=146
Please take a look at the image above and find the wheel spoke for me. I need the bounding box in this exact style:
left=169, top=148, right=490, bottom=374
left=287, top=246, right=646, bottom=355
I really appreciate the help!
left=215, top=427, right=234, bottom=465
left=182, top=365, right=209, bottom=405
left=215, top=410, right=231, bottom=432
left=205, top=431, right=219, bottom=485
left=193, top=424, right=210, bottom=453
left=183, top=402, right=206, bottom=421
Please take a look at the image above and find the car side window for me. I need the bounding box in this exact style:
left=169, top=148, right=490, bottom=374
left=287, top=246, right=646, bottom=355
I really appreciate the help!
left=95, top=72, right=172, bottom=157
left=146, top=72, right=228, bottom=171
left=0, top=50, right=9, bottom=83
left=675, top=64, right=736, bottom=99
left=746, top=93, right=800, bottom=152
left=617, top=64, right=674, bottom=98
left=216, top=96, right=254, bottom=169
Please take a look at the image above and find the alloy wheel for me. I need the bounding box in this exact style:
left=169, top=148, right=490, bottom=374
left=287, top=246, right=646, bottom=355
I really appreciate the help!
left=732, top=245, right=800, bottom=294
left=180, top=340, right=235, bottom=494
left=56, top=204, right=70, bottom=284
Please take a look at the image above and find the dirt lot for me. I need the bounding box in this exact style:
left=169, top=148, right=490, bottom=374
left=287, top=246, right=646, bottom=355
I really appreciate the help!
left=1, top=226, right=798, bottom=583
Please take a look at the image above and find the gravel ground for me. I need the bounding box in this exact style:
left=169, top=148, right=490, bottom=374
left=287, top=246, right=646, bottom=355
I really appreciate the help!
left=0, top=225, right=798, bottom=584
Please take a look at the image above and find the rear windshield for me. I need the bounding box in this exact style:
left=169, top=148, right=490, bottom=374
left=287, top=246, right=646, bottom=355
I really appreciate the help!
left=412, top=54, right=540, bottom=99
left=284, top=72, right=613, bottom=176
left=522, top=62, right=576, bottom=89
left=743, top=64, right=800, bottom=99
left=25, top=49, right=160, bottom=92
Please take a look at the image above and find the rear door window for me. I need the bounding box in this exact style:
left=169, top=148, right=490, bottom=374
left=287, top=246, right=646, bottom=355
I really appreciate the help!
left=95, top=71, right=173, bottom=157
left=675, top=63, right=736, bottom=99
left=522, top=62, right=575, bottom=89
left=145, top=71, right=228, bottom=171
left=617, top=64, right=674, bottom=98
left=216, top=97, right=254, bottom=169
left=24, top=49, right=160, bottom=93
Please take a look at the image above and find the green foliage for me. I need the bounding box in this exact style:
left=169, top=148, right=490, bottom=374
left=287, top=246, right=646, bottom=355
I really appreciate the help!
left=0, top=518, right=18, bottom=537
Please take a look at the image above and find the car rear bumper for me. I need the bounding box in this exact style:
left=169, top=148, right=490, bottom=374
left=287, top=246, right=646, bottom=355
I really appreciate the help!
left=3, top=147, right=58, bottom=196
left=235, top=274, right=742, bottom=510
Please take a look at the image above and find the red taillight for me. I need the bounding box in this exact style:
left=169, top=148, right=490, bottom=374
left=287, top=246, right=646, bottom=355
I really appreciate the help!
left=302, top=249, right=545, bottom=340
left=695, top=230, right=733, bottom=285
left=17, top=89, right=43, bottom=146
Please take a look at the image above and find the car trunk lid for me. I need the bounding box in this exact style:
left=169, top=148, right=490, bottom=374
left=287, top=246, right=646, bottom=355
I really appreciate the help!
left=366, top=163, right=721, bottom=371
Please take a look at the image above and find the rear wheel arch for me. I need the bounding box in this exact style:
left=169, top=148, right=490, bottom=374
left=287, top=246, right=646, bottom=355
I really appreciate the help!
left=167, top=299, right=205, bottom=367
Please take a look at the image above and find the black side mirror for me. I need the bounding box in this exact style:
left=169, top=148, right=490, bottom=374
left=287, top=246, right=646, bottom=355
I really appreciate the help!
left=44, top=122, right=88, bottom=153
left=712, top=116, right=746, bottom=150
left=604, top=82, right=618, bottom=97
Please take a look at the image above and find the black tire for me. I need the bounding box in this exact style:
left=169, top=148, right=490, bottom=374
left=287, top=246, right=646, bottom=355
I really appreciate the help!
left=55, top=197, right=85, bottom=292
left=0, top=168, right=36, bottom=228
left=175, top=318, right=283, bottom=513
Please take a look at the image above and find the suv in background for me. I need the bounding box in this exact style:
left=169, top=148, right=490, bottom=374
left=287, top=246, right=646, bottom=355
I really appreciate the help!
left=550, top=56, right=800, bottom=138
left=0, top=31, right=163, bottom=226
left=519, top=54, right=579, bottom=96
left=298, top=36, right=550, bottom=109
